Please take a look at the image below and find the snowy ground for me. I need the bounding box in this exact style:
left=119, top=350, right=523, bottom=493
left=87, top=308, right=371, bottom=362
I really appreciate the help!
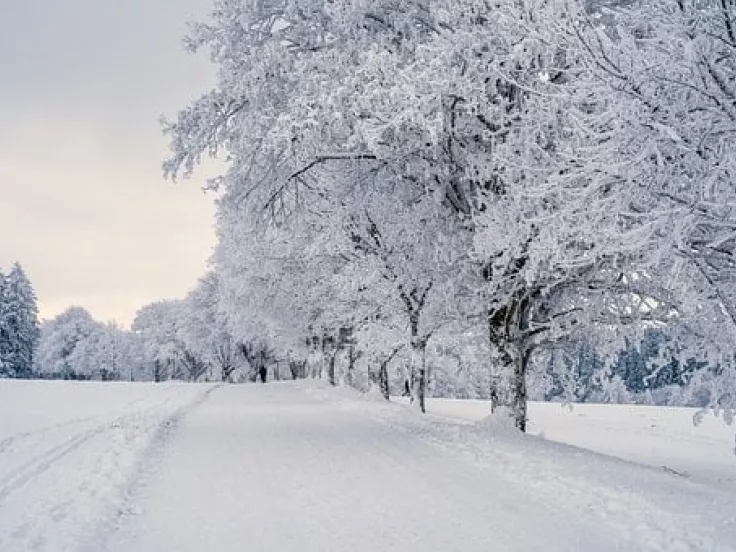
left=1, top=380, right=735, bottom=551
left=423, top=398, right=736, bottom=490
left=0, top=380, right=216, bottom=552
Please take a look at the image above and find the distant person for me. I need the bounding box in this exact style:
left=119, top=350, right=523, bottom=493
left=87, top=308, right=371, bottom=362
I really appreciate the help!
left=258, top=366, right=267, bottom=383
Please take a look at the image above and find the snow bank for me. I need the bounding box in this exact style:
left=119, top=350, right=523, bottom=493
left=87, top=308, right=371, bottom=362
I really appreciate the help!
left=422, top=398, right=736, bottom=489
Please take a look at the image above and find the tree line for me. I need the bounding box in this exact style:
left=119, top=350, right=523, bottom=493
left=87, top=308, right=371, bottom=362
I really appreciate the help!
left=154, top=0, right=736, bottom=429
left=3, top=262, right=726, bottom=413
left=7, top=0, right=736, bottom=433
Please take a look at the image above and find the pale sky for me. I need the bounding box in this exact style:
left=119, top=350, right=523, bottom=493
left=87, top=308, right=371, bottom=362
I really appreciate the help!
left=0, top=0, right=219, bottom=326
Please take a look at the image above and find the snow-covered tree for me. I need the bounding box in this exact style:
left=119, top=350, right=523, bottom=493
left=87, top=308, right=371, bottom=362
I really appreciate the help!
left=573, top=0, right=736, bottom=414
left=35, top=307, right=147, bottom=381
left=0, top=268, right=6, bottom=377
left=164, top=0, right=480, bottom=408
left=68, top=321, right=146, bottom=381
left=132, top=300, right=184, bottom=381
left=161, top=0, right=736, bottom=428
left=35, top=307, right=98, bottom=379
left=0, top=263, right=40, bottom=378
left=132, top=299, right=211, bottom=382
left=180, top=272, right=244, bottom=382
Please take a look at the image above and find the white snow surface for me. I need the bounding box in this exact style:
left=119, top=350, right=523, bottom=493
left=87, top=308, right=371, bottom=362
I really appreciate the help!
left=0, top=380, right=215, bottom=552
left=0, top=380, right=735, bottom=551
left=423, top=398, right=736, bottom=490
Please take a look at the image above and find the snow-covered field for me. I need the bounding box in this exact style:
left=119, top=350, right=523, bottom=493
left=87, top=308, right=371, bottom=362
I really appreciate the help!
left=423, top=398, right=736, bottom=490
left=0, top=380, right=216, bottom=552
left=1, top=380, right=735, bottom=551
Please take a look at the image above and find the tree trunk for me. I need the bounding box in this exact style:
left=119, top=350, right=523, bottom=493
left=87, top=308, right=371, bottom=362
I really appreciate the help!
left=509, top=346, right=529, bottom=432
left=379, top=362, right=390, bottom=400
left=411, top=341, right=428, bottom=413
left=346, top=345, right=361, bottom=388
left=308, top=352, right=319, bottom=378
left=376, top=345, right=402, bottom=401
left=489, top=376, right=500, bottom=414
left=417, top=366, right=427, bottom=413
left=398, top=283, right=432, bottom=410
left=319, top=351, right=325, bottom=379
left=488, top=296, right=531, bottom=432
left=328, top=354, right=336, bottom=386
left=222, top=363, right=236, bottom=382
left=289, top=360, right=300, bottom=380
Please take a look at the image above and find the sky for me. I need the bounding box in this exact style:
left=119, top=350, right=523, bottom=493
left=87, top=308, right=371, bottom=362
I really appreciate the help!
left=0, top=0, right=219, bottom=326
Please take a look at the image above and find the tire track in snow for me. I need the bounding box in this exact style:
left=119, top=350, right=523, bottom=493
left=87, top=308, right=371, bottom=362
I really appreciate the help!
left=0, top=384, right=218, bottom=552
left=0, top=427, right=103, bottom=503
left=0, top=393, right=187, bottom=504
left=85, top=385, right=220, bottom=552
left=0, top=395, right=154, bottom=457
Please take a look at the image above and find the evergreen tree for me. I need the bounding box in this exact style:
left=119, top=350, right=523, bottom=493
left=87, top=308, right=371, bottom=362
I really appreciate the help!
left=0, top=268, right=8, bottom=377
left=0, top=263, right=40, bottom=378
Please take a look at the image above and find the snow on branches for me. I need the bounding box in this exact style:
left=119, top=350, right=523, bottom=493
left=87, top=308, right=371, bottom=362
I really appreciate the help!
left=161, top=0, right=736, bottom=428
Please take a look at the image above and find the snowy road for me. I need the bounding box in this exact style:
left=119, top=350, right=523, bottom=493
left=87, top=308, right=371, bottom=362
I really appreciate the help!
left=2, top=381, right=736, bottom=551
left=107, top=383, right=735, bottom=552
